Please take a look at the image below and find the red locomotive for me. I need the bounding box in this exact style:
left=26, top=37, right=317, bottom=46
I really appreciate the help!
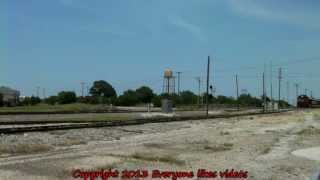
left=297, top=95, right=320, bottom=108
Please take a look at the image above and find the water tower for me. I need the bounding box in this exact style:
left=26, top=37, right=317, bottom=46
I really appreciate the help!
left=162, top=69, right=175, bottom=94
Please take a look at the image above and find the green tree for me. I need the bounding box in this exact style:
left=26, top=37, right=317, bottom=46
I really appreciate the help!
left=179, top=91, right=197, bottom=105
left=29, top=96, right=41, bottom=105
left=136, top=86, right=154, bottom=103
left=238, top=94, right=262, bottom=107
left=0, top=93, right=3, bottom=107
left=45, top=96, right=58, bottom=105
left=117, top=90, right=139, bottom=106
left=215, top=95, right=236, bottom=105
left=152, top=95, right=162, bottom=107
left=57, top=91, right=77, bottom=104
left=19, top=96, right=41, bottom=106
left=90, top=80, right=117, bottom=98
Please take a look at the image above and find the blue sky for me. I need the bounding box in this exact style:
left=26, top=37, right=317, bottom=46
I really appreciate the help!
left=2, top=0, right=320, bottom=103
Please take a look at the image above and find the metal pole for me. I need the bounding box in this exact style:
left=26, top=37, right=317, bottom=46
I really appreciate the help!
left=263, top=72, right=265, bottom=113
left=177, top=72, right=181, bottom=95
left=81, top=82, right=85, bottom=97
left=295, top=83, right=299, bottom=107
left=36, top=86, right=40, bottom=98
left=173, top=76, right=176, bottom=94
left=236, top=75, right=239, bottom=111
left=270, top=62, right=274, bottom=111
left=278, top=68, right=282, bottom=110
left=42, top=88, right=46, bottom=99
left=206, top=56, right=210, bottom=118
left=86, top=86, right=90, bottom=96
left=286, top=81, right=290, bottom=104
left=167, top=78, right=170, bottom=94
left=196, top=77, right=201, bottom=108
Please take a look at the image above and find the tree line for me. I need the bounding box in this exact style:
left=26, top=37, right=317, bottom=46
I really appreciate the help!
left=13, top=80, right=289, bottom=108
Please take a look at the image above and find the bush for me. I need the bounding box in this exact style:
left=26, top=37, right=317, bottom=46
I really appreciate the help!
left=57, top=91, right=77, bottom=104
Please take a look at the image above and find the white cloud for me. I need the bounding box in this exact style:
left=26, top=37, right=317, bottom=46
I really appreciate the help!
left=168, top=16, right=205, bottom=41
left=227, top=0, right=320, bottom=29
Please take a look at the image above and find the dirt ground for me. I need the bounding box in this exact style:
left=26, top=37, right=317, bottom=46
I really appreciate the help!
left=0, top=110, right=319, bottom=180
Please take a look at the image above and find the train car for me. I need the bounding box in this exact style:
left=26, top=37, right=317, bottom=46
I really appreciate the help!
left=297, top=95, right=320, bottom=108
left=310, top=98, right=320, bottom=108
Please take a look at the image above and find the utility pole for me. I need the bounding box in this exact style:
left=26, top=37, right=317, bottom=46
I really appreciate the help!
left=86, top=86, right=90, bottom=96
left=270, top=61, right=274, bottom=111
left=235, top=75, right=239, bottom=111
left=310, top=90, right=313, bottom=98
left=177, top=72, right=182, bottom=95
left=263, top=72, right=266, bottom=112
left=278, top=68, right=282, bottom=110
left=286, top=81, right=290, bottom=104
left=196, top=77, right=201, bottom=108
left=294, top=83, right=299, bottom=107
left=264, top=64, right=267, bottom=112
left=42, top=88, right=46, bottom=99
left=173, top=76, right=176, bottom=94
left=304, top=88, right=308, bottom=96
left=36, top=86, right=40, bottom=98
left=81, top=82, right=86, bottom=97
left=206, top=56, right=210, bottom=118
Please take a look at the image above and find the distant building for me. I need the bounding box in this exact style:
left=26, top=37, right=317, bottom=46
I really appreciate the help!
left=0, top=86, right=20, bottom=106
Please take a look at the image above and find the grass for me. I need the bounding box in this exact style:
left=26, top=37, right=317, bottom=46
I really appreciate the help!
left=220, top=131, right=231, bottom=136
left=55, top=138, right=87, bottom=147
left=131, top=153, right=185, bottom=165
left=106, top=153, right=185, bottom=166
left=89, top=114, right=131, bottom=121
left=296, top=126, right=320, bottom=135
left=261, top=146, right=272, bottom=154
left=203, top=143, right=234, bottom=152
left=0, top=103, right=111, bottom=113
left=0, top=143, right=52, bottom=155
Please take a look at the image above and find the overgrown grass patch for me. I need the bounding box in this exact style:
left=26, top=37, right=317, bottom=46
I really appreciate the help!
left=296, top=126, right=320, bottom=135
left=203, top=143, right=234, bottom=152
left=0, top=143, right=52, bottom=155
left=55, top=138, right=87, bottom=147
left=106, top=153, right=185, bottom=166
left=0, top=103, right=111, bottom=113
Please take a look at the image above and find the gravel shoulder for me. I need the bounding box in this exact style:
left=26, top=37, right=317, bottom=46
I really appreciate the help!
left=0, top=110, right=319, bottom=180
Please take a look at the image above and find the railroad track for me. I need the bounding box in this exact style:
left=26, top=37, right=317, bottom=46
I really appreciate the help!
left=0, top=110, right=292, bottom=134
